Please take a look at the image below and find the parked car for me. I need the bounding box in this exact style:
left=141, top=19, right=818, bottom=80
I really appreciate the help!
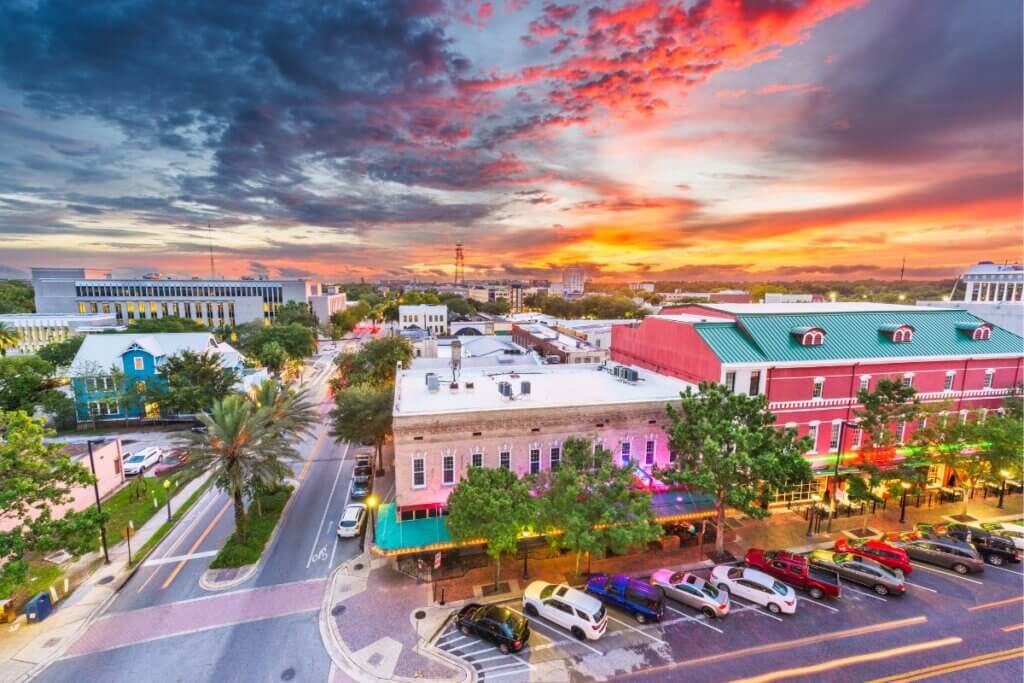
left=894, top=535, right=985, bottom=574
left=353, top=461, right=373, bottom=484
left=744, top=549, right=841, bottom=600
left=122, top=447, right=164, bottom=476
left=710, top=565, right=797, bottom=615
left=978, top=522, right=1024, bottom=551
left=153, top=450, right=190, bottom=477
left=455, top=604, right=530, bottom=654
left=649, top=570, right=730, bottom=618
left=522, top=581, right=607, bottom=640
left=834, top=538, right=913, bottom=575
left=584, top=574, right=665, bottom=624
left=336, top=504, right=367, bottom=538
left=805, top=550, right=905, bottom=596
left=350, top=477, right=373, bottom=500
left=944, top=524, right=1021, bottom=566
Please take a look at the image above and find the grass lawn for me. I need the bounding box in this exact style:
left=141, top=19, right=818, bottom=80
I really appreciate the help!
left=0, top=561, right=64, bottom=607
left=102, top=468, right=202, bottom=542
left=209, top=486, right=293, bottom=569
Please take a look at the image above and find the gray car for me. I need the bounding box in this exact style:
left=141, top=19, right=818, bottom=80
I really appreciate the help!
left=649, top=569, right=730, bottom=618
left=896, top=536, right=985, bottom=574
left=805, top=550, right=905, bottom=596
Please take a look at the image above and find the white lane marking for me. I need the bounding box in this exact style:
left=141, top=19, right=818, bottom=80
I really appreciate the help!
left=480, top=661, right=532, bottom=674
left=436, top=634, right=470, bottom=647
left=909, top=562, right=984, bottom=585
left=142, top=550, right=218, bottom=567
left=798, top=596, right=840, bottom=613
left=484, top=667, right=532, bottom=680
left=305, top=443, right=349, bottom=569
left=605, top=613, right=668, bottom=645
left=328, top=529, right=339, bottom=570
left=727, top=597, right=785, bottom=622
left=459, top=644, right=496, bottom=657
left=903, top=580, right=938, bottom=593
left=473, top=653, right=520, bottom=664
left=842, top=585, right=888, bottom=602
left=664, top=605, right=725, bottom=634
left=524, top=639, right=576, bottom=653
left=504, top=607, right=602, bottom=655
left=987, top=564, right=1024, bottom=576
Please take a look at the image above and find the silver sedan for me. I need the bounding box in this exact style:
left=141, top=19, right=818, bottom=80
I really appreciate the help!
left=650, top=570, right=730, bottom=618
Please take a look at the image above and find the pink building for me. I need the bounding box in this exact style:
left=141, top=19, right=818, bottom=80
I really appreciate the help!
left=613, top=303, right=1024, bottom=503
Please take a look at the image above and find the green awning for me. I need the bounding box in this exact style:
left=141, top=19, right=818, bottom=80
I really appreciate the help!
left=373, top=503, right=462, bottom=555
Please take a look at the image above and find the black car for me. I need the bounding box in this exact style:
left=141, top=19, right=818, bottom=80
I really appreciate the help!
left=455, top=604, right=530, bottom=654
left=351, top=477, right=372, bottom=500
left=353, top=463, right=373, bottom=483
left=945, top=524, right=1021, bottom=566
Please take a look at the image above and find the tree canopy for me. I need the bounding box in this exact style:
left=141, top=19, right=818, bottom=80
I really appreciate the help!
left=0, top=281, right=34, bottom=314
left=329, top=384, right=394, bottom=469
left=274, top=301, right=317, bottom=328
left=138, top=350, right=238, bottom=416
left=854, top=378, right=920, bottom=456
left=238, top=323, right=317, bottom=360
left=333, top=336, right=412, bottom=387
left=36, top=335, right=85, bottom=368
left=0, top=355, right=60, bottom=412
left=119, top=316, right=206, bottom=333
left=661, top=381, right=811, bottom=555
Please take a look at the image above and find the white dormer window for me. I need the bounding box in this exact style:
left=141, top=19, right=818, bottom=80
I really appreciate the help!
left=792, top=326, right=826, bottom=346
left=880, top=324, right=915, bottom=343
left=892, top=328, right=913, bottom=343
left=812, top=377, right=825, bottom=400
left=973, top=327, right=991, bottom=340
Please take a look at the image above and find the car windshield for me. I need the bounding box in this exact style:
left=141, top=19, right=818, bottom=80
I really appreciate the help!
left=771, top=581, right=789, bottom=596
left=339, top=519, right=356, bottom=528
left=539, top=584, right=556, bottom=600
left=126, top=455, right=145, bottom=463
left=162, top=456, right=181, bottom=465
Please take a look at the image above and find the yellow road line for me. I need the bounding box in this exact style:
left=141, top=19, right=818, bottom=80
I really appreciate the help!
left=732, top=637, right=962, bottom=683
left=616, top=616, right=928, bottom=679
left=866, top=645, right=1024, bottom=683
left=136, top=491, right=219, bottom=593
left=160, top=500, right=232, bottom=590
left=967, top=595, right=1024, bottom=612
left=1001, top=623, right=1024, bottom=632
left=298, top=428, right=328, bottom=481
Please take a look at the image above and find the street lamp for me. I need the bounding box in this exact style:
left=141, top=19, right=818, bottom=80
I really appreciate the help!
left=86, top=439, right=110, bottom=564
left=998, top=469, right=1011, bottom=509
left=828, top=420, right=859, bottom=533
left=899, top=482, right=911, bottom=523
left=365, top=494, right=379, bottom=549
left=163, top=479, right=173, bottom=522
left=806, top=494, right=821, bottom=537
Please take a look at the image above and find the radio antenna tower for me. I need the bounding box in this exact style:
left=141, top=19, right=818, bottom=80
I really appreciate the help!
left=454, top=242, right=465, bottom=285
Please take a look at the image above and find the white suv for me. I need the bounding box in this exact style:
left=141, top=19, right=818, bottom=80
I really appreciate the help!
left=522, top=581, right=607, bottom=640
left=122, top=447, right=164, bottom=476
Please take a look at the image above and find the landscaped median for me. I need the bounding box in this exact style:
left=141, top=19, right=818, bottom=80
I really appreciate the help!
left=103, top=469, right=202, bottom=547
left=209, top=485, right=293, bottom=569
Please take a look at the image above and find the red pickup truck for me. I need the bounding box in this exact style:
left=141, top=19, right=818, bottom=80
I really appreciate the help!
left=744, top=549, right=841, bottom=599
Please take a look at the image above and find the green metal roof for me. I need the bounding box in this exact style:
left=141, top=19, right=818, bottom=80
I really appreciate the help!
left=696, top=309, right=1023, bottom=364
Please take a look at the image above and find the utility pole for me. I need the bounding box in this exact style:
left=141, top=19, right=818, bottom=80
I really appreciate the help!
left=86, top=440, right=110, bottom=564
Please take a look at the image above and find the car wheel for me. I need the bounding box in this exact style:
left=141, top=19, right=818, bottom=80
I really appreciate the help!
left=809, top=587, right=823, bottom=600
left=635, top=612, right=647, bottom=624
left=874, top=584, right=889, bottom=596
left=460, top=625, right=471, bottom=636
left=767, top=603, right=782, bottom=615
left=499, top=642, right=510, bottom=654
left=716, top=583, right=730, bottom=593
left=571, top=626, right=585, bottom=641
left=988, top=554, right=1005, bottom=566
left=524, top=603, right=538, bottom=617
left=701, top=606, right=716, bottom=619
left=952, top=563, right=969, bottom=575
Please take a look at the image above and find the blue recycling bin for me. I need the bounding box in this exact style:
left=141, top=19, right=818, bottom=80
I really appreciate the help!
left=24, top=592, right=52, bottom=623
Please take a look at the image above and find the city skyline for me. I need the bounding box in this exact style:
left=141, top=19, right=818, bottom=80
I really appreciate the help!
left=0, top=0, right=1020, bottom=283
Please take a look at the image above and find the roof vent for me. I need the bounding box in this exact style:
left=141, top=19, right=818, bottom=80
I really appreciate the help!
left=449, top=382, right=459, bottom=391
left=498, top=381, right=512, bottom=397
left=465, top=381, right=475, bottom=391
left=520, top=381, right=531, bottom=395
left=426, top=374, right=440, bottom=392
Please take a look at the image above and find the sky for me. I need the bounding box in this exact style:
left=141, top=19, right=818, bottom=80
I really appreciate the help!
left=0, top=0, right=1020, bottom=283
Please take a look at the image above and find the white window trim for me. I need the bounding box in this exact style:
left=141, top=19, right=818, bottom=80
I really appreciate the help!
left=529, top=448, right=542, bottom=474
left=944, top=370, right=956, bottom=391
left=806, top=421, right=820, bottom=453
left=983, top=369, right=995, bottom=389
left=896, top=421, right=906, bottom=445
left=441, top=452, right=456, bottom=486
left=852, top=425, right=863, bottom=450
left=812, top=377, right=825, bottom=400
left=859, top=374, right=871, bottom=392
left=470, top=449, right=484, bottom=468
left=828, top=420, right=842, bottom=452
left=499, top=450, right=511, bottom=470
left=133, top=356, right=145, bottom=370
left=411, top=453, right=426, bottom=490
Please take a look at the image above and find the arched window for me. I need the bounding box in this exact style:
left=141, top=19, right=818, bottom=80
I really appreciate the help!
left=972, top=327, right=991, bottom=341
left=802, top=331, right=825, bottom=346
left=892, top=328, right=913, bottom=343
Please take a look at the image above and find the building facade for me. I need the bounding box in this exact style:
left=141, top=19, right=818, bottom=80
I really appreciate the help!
left=31, top=267, right=320, bottom=327
left=399, top=304, right=449, bottom=336
left=918, top=261, right=1024, bottom=336
left=467, top=283, right=523, bottom=313
left=612, top=303, right=1024, bottom=503
left=0, top=312, right=121, bottom=355
left=511, top=322, right=610, bottom=364
left=309, top=288, right=348, bottom=323
left=561, top=266, right=586, bottom=295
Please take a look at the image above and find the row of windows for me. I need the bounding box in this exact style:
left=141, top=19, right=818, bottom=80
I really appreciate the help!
left=809, top=369, right=998, bottom=400
left=724, top=370, right=761, bottom=395
left=969, top=281, right=1022, bottom=302
left=75, top=283, right=284, bottom=302
left=84, top=376, right=117, bottom=392
left=401, top=314, right=445, bottom=323
left=88, top=400, right=120, bottom=416
left=79, top=300, right=241, bottom=326
left=794, top=408, right=1002, bottom=453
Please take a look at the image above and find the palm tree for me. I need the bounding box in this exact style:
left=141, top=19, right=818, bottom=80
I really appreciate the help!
left=0, top=322, right=19, bottom=356
left=183, top=395, right=300, bottom=542
left=250, top=379, right=318, bottom=442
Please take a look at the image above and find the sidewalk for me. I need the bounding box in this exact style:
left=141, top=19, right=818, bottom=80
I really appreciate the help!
left=0, top=473, right=211, bottom=683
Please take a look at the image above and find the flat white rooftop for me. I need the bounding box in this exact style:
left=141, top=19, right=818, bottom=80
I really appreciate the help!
left=394, top=364, right=693, bottom=417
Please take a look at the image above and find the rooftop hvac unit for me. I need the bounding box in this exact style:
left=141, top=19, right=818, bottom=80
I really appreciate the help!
left=498, top=381, right=512, bottom=397
left=613, top=365, right=625, bottom=377
left=426, top=374, right=441, bottom=392
left=623, top=368, right=639, bottom=382
left=520, top=381, right=531, bottom=395
left=449, top=382, right=459, bottom=391
left=425, top=372, right=436, bottom=386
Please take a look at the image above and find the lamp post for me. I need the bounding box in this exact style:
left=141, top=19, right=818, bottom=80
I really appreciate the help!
left=806, top=494, right=821, bottom=537
left=163, top=479, right=173, bottom=522
left=365, top=494, right=379, bottom=550
left=86, top=439, right=110, bottom=564
left=899, top=482, right=911, bottom=524
left=828, top=420, right=859, bottom=533
left=998, top=469, right=1011, bottom=509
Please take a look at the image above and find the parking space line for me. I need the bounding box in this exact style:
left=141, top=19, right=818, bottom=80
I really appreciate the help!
left=437, top=634, right=469, bottom=647
left=728, top=597, right=785, bottom=622
left=459, top=644, right=496, bottom=657
left=986, top=564, right=1024, bottom=576
left=902, top=580, right=937, bottom=593
left=843, top=585, right=888, bottom=602
left=664, top=605, right=725, bottom=634
left=605, top=613, right=668, bottom=644
left=909, top=562, right=984, bottom=584
left=798, top=596, right=840, bottom=613
left=473, top=653, right=518, bottom=664
left=504, top=607, right=603, bottom=655
left=967, top=596, right=1024, bottom=612
left=480, top=661, right=531, bottom=674
left=485, top=668, right=531, bottom=680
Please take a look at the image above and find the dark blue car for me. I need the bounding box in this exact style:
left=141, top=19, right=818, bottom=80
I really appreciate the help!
left=584, top=574, right=665, bottom=624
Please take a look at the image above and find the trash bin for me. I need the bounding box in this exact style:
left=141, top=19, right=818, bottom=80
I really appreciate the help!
left=25, top=592, right=52, bottom=623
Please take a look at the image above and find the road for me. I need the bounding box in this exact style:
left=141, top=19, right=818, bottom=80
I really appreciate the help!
left=36, top=346, right=368, bottom=683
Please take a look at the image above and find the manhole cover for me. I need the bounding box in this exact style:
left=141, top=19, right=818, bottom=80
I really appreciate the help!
left=332, top=605, right=346, bottom=616
left=353, top=562, right=364, bottom=570
left=98, top=576, right=114, bottom=585
left=42, top=638, right=61, bottom=648
left=414, top=610, right=427, bottom=619
left=280, top=667, right=296, bottom=681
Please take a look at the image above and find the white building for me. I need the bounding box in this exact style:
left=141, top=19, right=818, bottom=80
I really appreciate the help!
left=31, top=267, right=320, bottom=327
left=918, top=261, right=1024, bottom=336
left=630, top=282, right=655, bottom=293
left=562, top=266, right=586, bottom=295
left=0, top=312, right=122, bottom=355
left=399, top=304, right=448, bottom=336
left=309, top=287, right=348, bottom=323
left=762, top=293, right=824, bottom=304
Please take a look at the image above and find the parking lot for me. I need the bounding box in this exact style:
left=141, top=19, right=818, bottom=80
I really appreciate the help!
left=431, top=513, right=1024, bottom=682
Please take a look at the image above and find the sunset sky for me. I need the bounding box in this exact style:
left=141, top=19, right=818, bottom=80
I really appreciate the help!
left=0, top=0, right=1020, bottom=283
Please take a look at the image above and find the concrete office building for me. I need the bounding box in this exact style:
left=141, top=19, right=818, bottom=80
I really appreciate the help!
left=0, top=312, right=121, bottom=355
left=399, top=304, right=449, bottom=336
left=310, top=287, right=348, bottom=323
left=562, top=266, right=586, bottom=295
left=919, top=262, right=1024, bottom=336
left=467, top=283, right=523, bottom=313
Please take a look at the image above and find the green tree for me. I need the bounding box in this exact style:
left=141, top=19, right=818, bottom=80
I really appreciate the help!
left=244, top=323, right=316, bottom=360
left=533, top=437, right=661, bottom=575
left=0, top=281, right=34, bottom=314
left=913, top=408, right=982, bottom=516
left=446, top=467, right=534, bottom=591
left=334, top=337, right=412, bottom=387
left=155, top=350, right=239, bottom=416
left=0, top=355, right=60, bottom=411
left=250, top=379, right=318, bottom=442
left=0, top=322, right=18, bottom=355
left=120, top=316, right=205, bottom=333
left=0, top=411, right=104, bottom=600
left=661, top=382, right=812, bottom=556
left=258, top=341, right=288, bottom=374
left=275, top=301, right=318, bottom=328
left=476, top=300, right=511, bottom=315
left=440, top=296, right=475, bottom=317
left=182, top=394, right=302, bottom=543
left=842, top=465, right=886, bottom=535
left=854, top=378, right=920, bottom=457
left=329, top=384, right=394, bottom=470
left=326, top=301, right=370, bottom=339
left=36, top=336, right=85, bottom=368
